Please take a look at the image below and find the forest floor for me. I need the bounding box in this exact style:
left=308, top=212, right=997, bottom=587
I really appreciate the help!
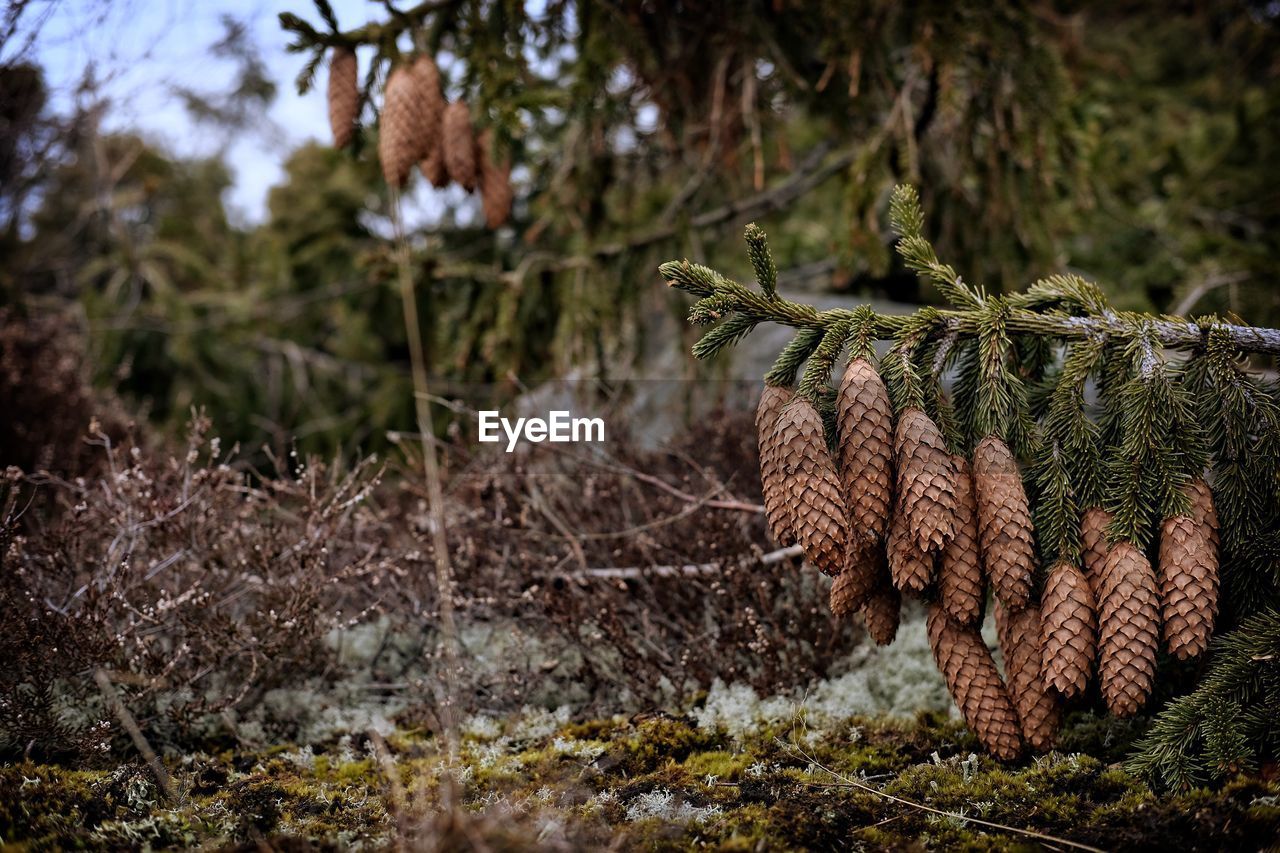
left=5, top=701, right=1278, bottom=851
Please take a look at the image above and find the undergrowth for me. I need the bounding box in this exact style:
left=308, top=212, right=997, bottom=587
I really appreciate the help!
left=3, top=708, right=1277, bottom=851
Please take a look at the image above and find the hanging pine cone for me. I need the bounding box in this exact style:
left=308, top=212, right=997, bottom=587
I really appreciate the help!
left=477, top=129, right=514, bottom=228
left=420, top=134, right=449, bottom=187
left=379, top=65, right=422, bottom=189
left=940, top=454, right=983, bottom=625
left=972, top=435, right=1035, bottom=611
left=757, top=385, right=796, bottom=547
left=831, top=541, right=879, bottom=617
left=926, top=605, right=1023, bottom=760
left=776, top=398, right=850, bottom=578
left=1186, top=478, right=1220, bottom=547
left=1040, top=560, right=1096, bottom=698
left=1079, top=507, right=1112, bottom=597
left=1098, top=541, right=1160, bottom=717
left=836, top=358, right=894, bottom=543
left=442, top=101, right=478, bottom=192
left=861, top=568, right=901, bottom=646
left=887, top=493, right=933, bottom=594
left=327, top=48, right=359, bottom=149
left=995, top=599, right=1061, bottom=752
left=893, top=408, right=956, bottom=553
left=411, top=54, right=446, bottom=170
left=1158, top=512, right=1218, bottom=661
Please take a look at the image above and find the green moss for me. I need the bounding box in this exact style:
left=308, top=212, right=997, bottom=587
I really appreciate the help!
left=605, top=716, right=725, bottom=776
left=4, top=711, right=1279, bottom=850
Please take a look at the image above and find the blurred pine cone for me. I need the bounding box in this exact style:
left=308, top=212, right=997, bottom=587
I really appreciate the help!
left=477, top=129, right=514, bottom=228
left=939, top=454, right=983, bottom=625
left=421, top=135, right=449, bottom=187
left=442, top=100, right=478, bottom=192
left=379, top=64, right=422, bottom=189
left=411, top=54, right=446, bottom=172
left=1098, top=541, right=1160, bottom=717
left=836, top=358, right=894, bottom=543
left=893, top=408, right=956, bottom=554
left=995, top=598, right=1061, bottom=752
left=1040, top=560, right=1096, bottom=698
left=757, top=384, right=796, bottom=547
left=327, top=47, right=359, bottom=148
left=776, top=397, right=849, bottom=578
left=972, top=435, right=1035, bottom=611
left=926, top=604, right=1023, bottom=760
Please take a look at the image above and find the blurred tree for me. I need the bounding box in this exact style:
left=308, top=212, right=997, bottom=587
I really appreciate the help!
left=3, top=1, right=1277, bottom=456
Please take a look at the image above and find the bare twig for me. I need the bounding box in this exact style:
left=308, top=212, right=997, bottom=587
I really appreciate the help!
left=94, top=670, right=177, bottom=801
left=390, top=188, right=461, bottom=762
left=544, top=543, right=802, bottom=581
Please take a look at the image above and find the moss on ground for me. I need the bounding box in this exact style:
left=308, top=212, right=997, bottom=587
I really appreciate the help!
left=2, top=710, right=1277, bottom=851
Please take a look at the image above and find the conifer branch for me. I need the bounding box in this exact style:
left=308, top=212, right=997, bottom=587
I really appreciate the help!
left=662, top=256, right=1280, bottom=357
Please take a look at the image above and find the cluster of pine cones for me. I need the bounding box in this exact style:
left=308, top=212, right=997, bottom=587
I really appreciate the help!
left=326, top=48, right=513, bottom=228
left=758, top=359, right=1220, bottom=759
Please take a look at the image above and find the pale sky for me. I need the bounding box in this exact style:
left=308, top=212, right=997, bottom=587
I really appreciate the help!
left=24, top=0, right=397, bottom=223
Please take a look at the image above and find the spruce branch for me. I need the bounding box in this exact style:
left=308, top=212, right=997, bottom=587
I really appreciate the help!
left=765, top=328, right=823, bottom=387
left=692, top=314, right=756, bottom=360
left=889, top=184, right=983, bottom=309
left=1127, top=608, right=1280, bottom=791
left=798, top=320, right=853, bottom=400
left=659, top=257, right=1280, bottom=357
left=744, top=223, right=778, bottom=300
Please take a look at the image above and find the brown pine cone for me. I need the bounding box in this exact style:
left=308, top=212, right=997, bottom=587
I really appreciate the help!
left=1186, top=478, right=1220, bottom=548
left=893, top=408, right=957, bottom=553
left=1098, top=541, right=1160, bottom=717
left=1079, top=507, right=1112, bottom=597
left=477, top=129, right=514, bottom=228
left=379, top=65, right=422, bottom=189
left=776, top=398, right=850, bottom=578
left=887, top=494, right=933, bottom=595
left=1040, top=560, right=1096, bottom=698
left=327, top=48, right=359, bottom=148
left=940, top=454, right=984, bottom=625
left=972, top=435, right=1035, bottom=610
left=836, top=358, right=894, bottom=544
left=757, top=385, right=796, bottom=547
left=420, top=134, right=449, bottom=187
left=994, top=599, right=1061, bottom=752
left=411, top=55, right=446, bottom=176
left=831, top=541, right=879, bottom=617
left=442, top=101, right=478, bottom=192
left=861, top=577, right=901, bottom=647
left=926, top=605, right=1023, bottom=760
left=1158, top=514, right=1218, bottom=660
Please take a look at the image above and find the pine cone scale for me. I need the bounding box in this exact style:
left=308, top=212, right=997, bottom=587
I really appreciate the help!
left=837, top=359, right=894, bottom=544
left=972, top=435, right=1035, bottom=610
left=777, top=398, right=850, bottom=579
left=1098, top=541, right=1160, bottom=717
left=1040, top=561, right=1096, bottom=697
left=927, top=605, right=1023, bottom=760
left=893, top=408, right=957, bottom=553
left=940, top=455, right=984, bottom=625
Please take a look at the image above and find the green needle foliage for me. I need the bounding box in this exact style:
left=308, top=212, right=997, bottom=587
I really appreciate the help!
left=662, top=186, right=1280, bottom=791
